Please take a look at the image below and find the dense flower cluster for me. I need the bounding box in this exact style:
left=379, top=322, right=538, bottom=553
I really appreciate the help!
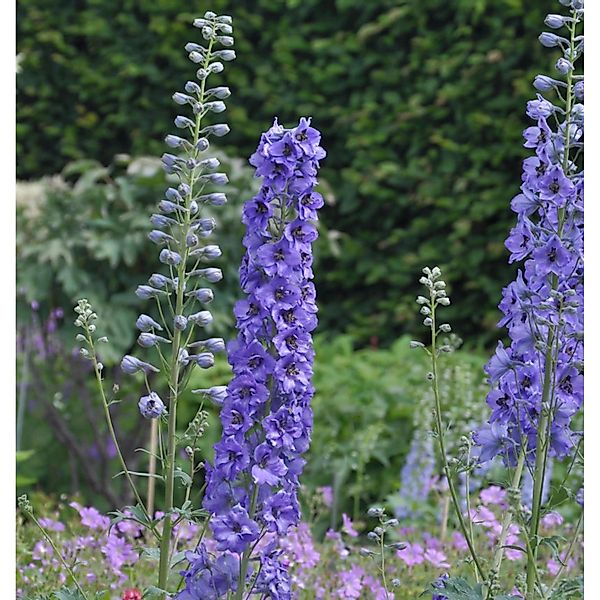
left=476, top=1, right=584, bottom=467
left=178, top=118, right=325, bottom=598
left=119, top=10, right=235, bottom=413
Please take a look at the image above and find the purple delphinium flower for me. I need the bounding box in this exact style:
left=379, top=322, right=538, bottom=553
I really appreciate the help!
left=477, top=2, right=583, bottom=470
left=186, top=117, right=325, bottom=597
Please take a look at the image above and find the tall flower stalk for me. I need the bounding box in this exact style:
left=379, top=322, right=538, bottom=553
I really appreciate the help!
left=177, top=118, right=326, bottom=599
left=75, top=11, right=236, bottom=597
left=147, top=11, right=235, bottom=592
left=412, top=267, right=486, bottom=583
left=475, top=1, right=583, bottom=596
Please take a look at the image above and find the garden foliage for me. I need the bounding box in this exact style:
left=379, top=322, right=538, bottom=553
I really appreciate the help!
left=17, top=0, right=553, bottom=346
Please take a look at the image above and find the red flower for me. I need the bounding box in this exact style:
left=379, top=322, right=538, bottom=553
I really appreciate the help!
left=122, top=589, right=142, bottom=600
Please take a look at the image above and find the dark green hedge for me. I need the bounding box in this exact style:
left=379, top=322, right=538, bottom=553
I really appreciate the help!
left=17, top=0, right=552, bottom=346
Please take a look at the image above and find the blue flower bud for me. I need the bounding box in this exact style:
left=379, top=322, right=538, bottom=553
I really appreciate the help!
left=556, top=58, right=572, bottom=74
left=193, top=18, right=208, bottom=28
left=159, top=249, right=183, bottom=266
left=208, top=86, right=231, bottom=99
left=539, top=32, right=567, bottom=48
left=175, top=116, right=194, bottom=129
left=198, top=192, right=227, bottom=206
left=213, top=50, right=235, bottom=62
left=199, top=172, right=228, bottom=185
left=174, top=315, right=188, bottom=330
left=209, top=62, right=224, bottom=74
left=216, top=36, right=234, bottom=47
left=136, top=285, right=164, bottom=300
left=190, top=245, right=222, bottom=259
left=205, top=101, right=226, bottom=113
left=196, top=68, right=209, bottom=81
left=216, top=15, right=232, bottom=24
left=179, top=183, right=191, bottom=196
left=185, top=42, right=204, bottom=53
left=574, top=80, right=584, bottom=100
left=121, top=355, right=160, bottom=374
left=191, top=218, right=217, bottom=233
left=189, top=337, right=225, bottom=353
left=186, top=233, right=199, bottom=247
left=533, top=75, right=561, bottom=91
left=185, top=81, right=201, bottom=94
left=190, top=267, right=223, bottom=282
left=193, top=352, right=215, bottom=368
left=189, top=200, right=199, bottom=215
left=165, top=187, right=183, bottom=202
left=196, top=138, right=210, bottom=151
left=139, top=392, right=165, bottom=419
left=545, top=14, right=568, bottom=28
left=161, top=153, right=181, bottom=174
left=178, top=348, right=190, bottom=365
left=188, top=310, right=213, bottom=326
left=204, top=10, right=217, bottom=19
left=158, top=200, right=182, bottom=214
left=151, top=214, right=177, bottom=228
left=148, top=274, right=172, bottom=289
left=138, top=333, right=171, bottom=348
left=187, top=289, right=214, bottom=303
left=165, top=135, right=187, bottom=148
left=136, top=314, right=163, bottom=332
left=189, top=51, right=204, bottom=64
left=148, top=230, right=174, bottom=245
left=201, top=124, right=230, bottom=137
left=199, top=157, right=220, bottom=170
left=191, top=385, right=227, bottom=406
left=173, top=92, right=193, bottom=105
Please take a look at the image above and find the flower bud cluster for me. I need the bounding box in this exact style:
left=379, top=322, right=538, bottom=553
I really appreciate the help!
left=119, top=11, right=235, bottom=420
left=180, top=117, right=325, bottom=597
left=476, top=1, right=583, bottom=466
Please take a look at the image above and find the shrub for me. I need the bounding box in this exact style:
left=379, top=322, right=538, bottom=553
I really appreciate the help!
left=17, top=0, right=553, bottom=346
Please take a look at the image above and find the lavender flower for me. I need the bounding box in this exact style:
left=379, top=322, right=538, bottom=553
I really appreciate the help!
left=179, top=117, right=325, bottom=598
left=138, top=392, right=166, bottom=419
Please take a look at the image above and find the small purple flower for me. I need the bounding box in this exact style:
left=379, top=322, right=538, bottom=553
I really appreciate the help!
left=212, top=504, right=260, bottom=553
left=138, top=392, right=165, bottom=419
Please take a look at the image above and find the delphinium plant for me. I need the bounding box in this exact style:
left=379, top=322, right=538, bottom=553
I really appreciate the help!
left=411, top=1, right=584, bottom=598
left=17, top=11, right=237, bottom=599
left=176, top=118, right=326, bottom=599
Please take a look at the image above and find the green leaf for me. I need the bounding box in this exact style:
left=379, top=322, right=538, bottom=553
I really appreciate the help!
left=52, top=588, right=86, bottom=600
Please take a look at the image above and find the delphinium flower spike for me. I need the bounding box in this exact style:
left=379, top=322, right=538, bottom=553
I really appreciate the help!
left=474, top=0, right=583, bottom=594
left=117, top=11, right=235, bottom=594
left=177, top=118, right=325, bottom=599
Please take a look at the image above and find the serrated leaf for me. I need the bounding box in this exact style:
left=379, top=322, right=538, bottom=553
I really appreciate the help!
left=141, top=547, right=161, bottom=561
left=52, top=587, right=86, bottom=600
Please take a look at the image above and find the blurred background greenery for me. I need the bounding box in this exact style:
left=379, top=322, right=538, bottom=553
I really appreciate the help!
left=16, top=0, right=554, bottom=512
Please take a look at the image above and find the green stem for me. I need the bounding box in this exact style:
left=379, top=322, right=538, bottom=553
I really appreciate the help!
left=488, top=450, right=525, bottom=595
left=87, top=333, right=151, bottom=525
left=29, top=512, right=89, bottom=599
left=235, top=485, right=260, bottom=600
left=430, top=296, right=486, bottom=581
left=157, top=32, right=216, bottom=595
left=380, top=527, right=389, bottom=594
left=546, top=513, right=582, bottom=596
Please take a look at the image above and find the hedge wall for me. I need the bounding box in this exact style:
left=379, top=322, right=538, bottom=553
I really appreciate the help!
left=17, top=0, right=553, bottom=346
